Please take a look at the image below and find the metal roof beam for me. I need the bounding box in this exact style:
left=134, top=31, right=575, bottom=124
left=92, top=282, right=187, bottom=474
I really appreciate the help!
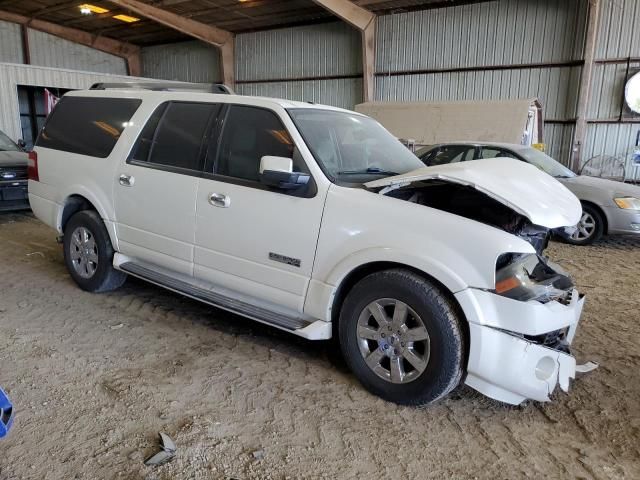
left=312, top=0, right=376, bottom=102
left=105, top=0, right=234, bottom=86
left=0, top=9, right=141, bottom=76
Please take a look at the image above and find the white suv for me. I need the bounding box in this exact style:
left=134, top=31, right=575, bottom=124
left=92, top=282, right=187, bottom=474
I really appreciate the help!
left=28, top=83, right=586, bottom=406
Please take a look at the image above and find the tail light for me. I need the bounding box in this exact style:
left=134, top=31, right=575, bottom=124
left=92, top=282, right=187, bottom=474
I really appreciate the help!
left=27, top=151, right=39, bottom=181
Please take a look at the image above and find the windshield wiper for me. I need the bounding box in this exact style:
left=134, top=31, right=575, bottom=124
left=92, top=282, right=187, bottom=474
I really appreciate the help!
left=338, top=167, right=399, bottom=176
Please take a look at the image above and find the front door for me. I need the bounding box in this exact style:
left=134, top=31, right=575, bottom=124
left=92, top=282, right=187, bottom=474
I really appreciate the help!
left=114, top=101, right=220, bottom=275
left=194, top=104, right=327, bottom=312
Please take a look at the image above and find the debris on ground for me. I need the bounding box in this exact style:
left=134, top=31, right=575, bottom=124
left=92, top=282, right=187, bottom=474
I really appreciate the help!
left=144, top=432, right=177, bottom=466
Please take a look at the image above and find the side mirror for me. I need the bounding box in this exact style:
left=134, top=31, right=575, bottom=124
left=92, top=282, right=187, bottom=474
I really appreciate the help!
left=259, top=156, right=310, bottom=190
left=17, top=139, right=26, bottom=150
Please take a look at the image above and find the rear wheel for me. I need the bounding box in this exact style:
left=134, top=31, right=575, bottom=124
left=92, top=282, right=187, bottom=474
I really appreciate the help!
left=63, top=210, right=127, bottom=292
left=338, top=269, right=465, bottom=406
left=566, top=204, right=604, bottom=245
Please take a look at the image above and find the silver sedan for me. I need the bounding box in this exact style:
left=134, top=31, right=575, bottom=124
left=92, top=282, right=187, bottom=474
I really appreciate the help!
left=416, top=142, right=640, bottom=245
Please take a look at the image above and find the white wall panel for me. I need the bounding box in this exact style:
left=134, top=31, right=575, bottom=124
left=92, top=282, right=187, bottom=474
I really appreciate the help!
left=141, top=41, right=221, bottom=82
left=236, top=22, right=361, bottom=82
left=375, top=66, right=581, bottom=119
left=596, top=0, right=640, bottom=59
left=27, top=29, right=127, bottom=75
left=376, top=0, right=586, bottom=73
left=0, top=20, right=23, bottom=64
left=236, top=78, right=362, bottom=111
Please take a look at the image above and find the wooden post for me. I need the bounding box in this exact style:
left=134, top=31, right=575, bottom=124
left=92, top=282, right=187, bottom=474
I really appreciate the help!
left=312, top=0, right=376, bottom=103
left=572, top=0, right=601, bottom=172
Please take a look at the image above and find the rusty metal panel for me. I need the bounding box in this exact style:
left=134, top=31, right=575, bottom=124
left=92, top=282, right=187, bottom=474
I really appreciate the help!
left=0, top=20, right=23, bottom=64
left=544, top=123, right=576, bottom=167
left=236, top=22, right=362, bottom=82
left=375, top=66, right=582, bottom=120
left=27, top=29, right=127, bottom=75
left=584, top=123, right=640, bottom=179
left=596, top=0, right=640, bottom=59
left=141, top=41, right=221, bottom=82
left=0, top=62, right=140, bottom=142
left=236, top=78, right=362, bottom=110
left=376, top=0, right=587, bottom=73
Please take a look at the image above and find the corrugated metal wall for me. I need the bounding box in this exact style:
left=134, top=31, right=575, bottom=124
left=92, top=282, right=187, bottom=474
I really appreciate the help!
left=141, top=40, right=221, bottom=82
left=0, top=63, right=141, bottom=141
left=375, top=0, right=588, bottom=166
left=235, top=22, right=362, bottom=109
left=0, top=20, right=24, bottom=64
left=584, top=0, right=640, bottom=179
left=27, top=29, right=127, bottom=75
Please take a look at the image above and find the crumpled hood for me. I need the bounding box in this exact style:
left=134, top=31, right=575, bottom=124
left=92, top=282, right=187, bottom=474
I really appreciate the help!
left=365, top=157, right=582, bottom=229
left=0, top=150, right=27, bottom=167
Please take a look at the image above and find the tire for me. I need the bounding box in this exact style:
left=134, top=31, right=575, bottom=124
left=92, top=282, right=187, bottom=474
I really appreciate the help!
left=565, top=204, right=604, bottom=246
left=63, top=210, right=127, bottom=293
left=338, top=269, right=466, bottom=406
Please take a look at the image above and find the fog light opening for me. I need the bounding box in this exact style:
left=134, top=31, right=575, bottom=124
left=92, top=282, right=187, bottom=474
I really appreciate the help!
left=535, top=356, right=556, bottom=381
left=630, top=223, right=640, bottom=231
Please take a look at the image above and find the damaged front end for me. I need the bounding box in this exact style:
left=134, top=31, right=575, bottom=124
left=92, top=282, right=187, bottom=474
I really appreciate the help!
left=364, top=160, right=595, bottom=404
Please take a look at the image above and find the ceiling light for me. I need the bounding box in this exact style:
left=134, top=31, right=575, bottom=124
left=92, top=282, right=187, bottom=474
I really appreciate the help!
left=113, top=14, right=140, bottom=23
left=79, top=4, right=110, bottom=14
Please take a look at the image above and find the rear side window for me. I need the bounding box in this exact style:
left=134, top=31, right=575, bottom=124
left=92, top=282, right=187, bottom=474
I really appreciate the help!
left=130, top=102, right=219, bottom=172
left=37, top=96, right=141, bottom=158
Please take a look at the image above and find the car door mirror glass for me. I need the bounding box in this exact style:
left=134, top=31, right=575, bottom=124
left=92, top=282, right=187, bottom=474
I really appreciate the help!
left=260, top=155, right=310, bottom=190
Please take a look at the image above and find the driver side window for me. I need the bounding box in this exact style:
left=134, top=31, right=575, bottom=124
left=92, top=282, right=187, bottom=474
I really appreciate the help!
left=215, top=105, right=296, bottom=182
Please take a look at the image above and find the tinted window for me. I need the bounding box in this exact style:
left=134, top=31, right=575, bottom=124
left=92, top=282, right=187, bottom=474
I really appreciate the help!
left=428, top=145, right=475, bottom=165
left=148, top=102, right=218, bottom=171
left=37, top=96, right=141, bottom=158
left=130, top=103, right=167, bottom=162
left=216, top=106, right=294, bottom=182
left=480, top=147, right=519, bottom=160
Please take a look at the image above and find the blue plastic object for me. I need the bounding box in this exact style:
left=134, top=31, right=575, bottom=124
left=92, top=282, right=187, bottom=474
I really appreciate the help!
left=0, top=387, right=14, bottom=438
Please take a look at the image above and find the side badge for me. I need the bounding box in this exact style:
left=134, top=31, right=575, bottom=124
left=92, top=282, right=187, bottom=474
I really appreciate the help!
left=269, top=252, right=301, bottom=268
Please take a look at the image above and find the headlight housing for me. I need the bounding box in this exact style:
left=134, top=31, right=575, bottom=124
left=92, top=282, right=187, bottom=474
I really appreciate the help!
left=494, top=253, right=574, bottom=303
left=614, top=197, right=640, bottom=210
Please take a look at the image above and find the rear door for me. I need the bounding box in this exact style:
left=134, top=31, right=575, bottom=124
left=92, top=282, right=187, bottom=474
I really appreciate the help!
left=114, top=101, right=220, bottom=276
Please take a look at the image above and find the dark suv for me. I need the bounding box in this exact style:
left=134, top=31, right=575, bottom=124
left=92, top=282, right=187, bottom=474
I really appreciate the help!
left=0, top=129, right=29, bottom=211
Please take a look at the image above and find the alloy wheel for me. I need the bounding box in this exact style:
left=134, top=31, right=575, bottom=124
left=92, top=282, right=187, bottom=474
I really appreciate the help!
left=69, top=226, right=99, bottom=279
left=356, top=298, right=430, bottom=384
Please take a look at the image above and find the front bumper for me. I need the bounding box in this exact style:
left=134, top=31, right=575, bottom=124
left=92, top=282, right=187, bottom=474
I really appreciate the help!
left=602, top=205, right=640, bottom=235
left=455, top=287, right=585, bottom=405
left=0, top=180, right=29, bottom=211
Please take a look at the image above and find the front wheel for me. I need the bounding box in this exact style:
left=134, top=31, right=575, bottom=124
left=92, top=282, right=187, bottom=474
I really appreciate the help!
left=566, top=204, right=604, bottom=245
left=63, top=210, right=127, bottom=292
left=338, top=269, right=466, bottom=406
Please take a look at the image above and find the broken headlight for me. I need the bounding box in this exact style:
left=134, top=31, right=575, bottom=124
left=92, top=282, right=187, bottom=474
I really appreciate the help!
left=494, top=253, right=574, bottom=303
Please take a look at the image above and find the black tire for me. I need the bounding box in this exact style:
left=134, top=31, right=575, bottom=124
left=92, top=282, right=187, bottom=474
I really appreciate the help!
left=63, top=210, right=127, bottom=293
left=565, top=204, right=604, bottom=246
left=338, top=269, right=465, bottom=406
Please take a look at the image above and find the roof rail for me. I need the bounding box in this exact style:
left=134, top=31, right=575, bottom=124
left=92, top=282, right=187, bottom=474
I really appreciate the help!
left=89, top=82, right=234, bottom=94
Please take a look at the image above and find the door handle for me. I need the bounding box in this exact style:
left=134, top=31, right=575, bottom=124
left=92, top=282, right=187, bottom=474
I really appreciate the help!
left=119, top=174, right=134, bottom=187
left=208, top=192, right=230, bottom=208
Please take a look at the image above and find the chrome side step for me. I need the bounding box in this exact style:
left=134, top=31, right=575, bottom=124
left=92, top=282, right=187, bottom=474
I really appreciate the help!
left=119, top=261, right=312, bottom=331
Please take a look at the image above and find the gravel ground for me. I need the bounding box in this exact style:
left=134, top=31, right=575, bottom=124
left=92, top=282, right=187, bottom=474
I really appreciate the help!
left=0, top=212, right=639, bottom=480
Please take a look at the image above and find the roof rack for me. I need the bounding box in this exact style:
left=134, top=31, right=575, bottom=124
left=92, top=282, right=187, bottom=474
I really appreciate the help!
left=89, top=82, right=234, bottom=95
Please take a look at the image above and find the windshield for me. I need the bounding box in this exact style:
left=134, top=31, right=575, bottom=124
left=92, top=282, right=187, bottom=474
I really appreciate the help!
left=288, top=109, right=424, bottom=184
left=518, top=147, right=576, bottom=178
left=0, top=130, right=19, bottom=152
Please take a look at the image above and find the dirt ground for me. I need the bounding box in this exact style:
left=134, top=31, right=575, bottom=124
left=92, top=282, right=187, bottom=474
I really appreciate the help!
left=0, top=211, right=638, bottom=480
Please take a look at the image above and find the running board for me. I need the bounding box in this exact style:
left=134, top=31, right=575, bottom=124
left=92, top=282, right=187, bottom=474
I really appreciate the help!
left=119, top=261, right=312, bottom=331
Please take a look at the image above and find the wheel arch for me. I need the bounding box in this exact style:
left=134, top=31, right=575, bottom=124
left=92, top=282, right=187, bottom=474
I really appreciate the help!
left=59, top=194, right=118, bottom=250
left=330, top=261, right=470, bottom=365
left=580, top=200, right=609, bottom=234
